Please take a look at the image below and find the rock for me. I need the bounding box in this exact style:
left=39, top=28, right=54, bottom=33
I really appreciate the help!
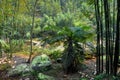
left=8, top=54, right=52, bottom=78
left=8, top=64, right=31, bottom=77
left=12, top=56, right=27, bottom=66
left=19, top=77, right=30, bottom=80
left=56, top=58, right=62, bottom=63
left=63, top=75, right=67, bottom=78
left=25, top=78, right=30, bottom=80
left=38, top=73, right=55, bottom=80
left=31, top=54, right=52, bottom=72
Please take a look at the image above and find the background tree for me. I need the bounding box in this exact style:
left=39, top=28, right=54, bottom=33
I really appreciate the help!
left=25, top=0, right=39, bottom=63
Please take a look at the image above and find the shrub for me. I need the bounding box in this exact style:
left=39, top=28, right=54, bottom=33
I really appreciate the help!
left=94, top=73, right=119, bottom=80
left=49, top=50, right=62, bottom=60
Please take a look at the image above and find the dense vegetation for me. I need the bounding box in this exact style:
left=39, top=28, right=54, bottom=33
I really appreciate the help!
left=0, top=0, right=120, bottom=80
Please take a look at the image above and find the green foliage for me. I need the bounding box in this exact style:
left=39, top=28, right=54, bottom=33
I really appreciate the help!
left=41, top=14, right=94, bottom=73
left=1, top=39, right=24, bottom=54
left=79, top=77, right=89, bottom=80
left=49, top=50, right=62, bottom=60
left=0, top=0, right=95, bottom=40
left=0, top=40, right=8, bottom=49
left=10, top=39, right=24, bottom=52
left=30, top=71, right=55, bottom=80
left=21, top=43, right=63, bottom=61
left=37, top=0, right=61, bottom=16
left=94, top=73, right=119, bottom=80
left=94, top=73, right=107, bottom=80
left=0, top=39, right=9, bottom=55
left=40, top=10, right=95, bottom=73
left=0, top=0, right=96, bottom=76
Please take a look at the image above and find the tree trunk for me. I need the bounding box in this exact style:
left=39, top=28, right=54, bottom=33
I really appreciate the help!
left=27, top=0, right=38, bottom=63
left=113, top=0, right=120, bottom=76
left=94, top=0, right=101, bottom=74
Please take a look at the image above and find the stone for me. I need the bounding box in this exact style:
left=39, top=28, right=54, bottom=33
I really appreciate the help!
left=8, top=64, right=30, bottom=77
left=31, top=54, right=52, bottom=72
left=38, top=73, right=55, bottom=80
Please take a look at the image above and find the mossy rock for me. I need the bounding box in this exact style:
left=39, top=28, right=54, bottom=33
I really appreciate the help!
left=38, top=73, right=55, bottom=80
left=31, top=54, right=52, bottom=72
left=8, top=64, right=31, bottom=77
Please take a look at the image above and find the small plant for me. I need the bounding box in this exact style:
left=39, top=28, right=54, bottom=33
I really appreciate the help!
left=10, top=39, right=24, bottom=52
left=49, top=50, right=62, bottom=60
left=94, top=73, right=118, bottom=80
left=79, top=78, right=88, bottom=80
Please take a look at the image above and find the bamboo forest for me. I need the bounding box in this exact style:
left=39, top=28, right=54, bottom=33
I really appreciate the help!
left=0, top=0, right=120, bottom=80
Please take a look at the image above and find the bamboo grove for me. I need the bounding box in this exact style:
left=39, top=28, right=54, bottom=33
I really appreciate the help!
left=94, top=0, right=120, bottom=76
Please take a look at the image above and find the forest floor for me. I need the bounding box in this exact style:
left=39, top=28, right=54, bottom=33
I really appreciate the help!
left=0, top=54, right=96, bottom=80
